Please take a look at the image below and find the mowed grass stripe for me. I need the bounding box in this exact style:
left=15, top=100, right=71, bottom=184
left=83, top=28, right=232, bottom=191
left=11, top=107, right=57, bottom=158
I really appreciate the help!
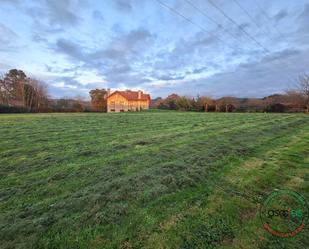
left=0, top=113, right=272, bottom=175
left=40, top=115, right=308, bottom=249
left=95, top=118, right=309, bottom=249
left=0, top=114, right=298, bottom=185
left=0, top=113, right=308, bottom=249
left=0, top=113, right=296, bottom=162
left=0, top=115, right=305, bottom=213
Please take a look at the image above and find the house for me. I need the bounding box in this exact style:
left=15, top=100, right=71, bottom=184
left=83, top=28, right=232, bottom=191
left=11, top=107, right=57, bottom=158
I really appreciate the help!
left=106, top=90, right=150, bottom=112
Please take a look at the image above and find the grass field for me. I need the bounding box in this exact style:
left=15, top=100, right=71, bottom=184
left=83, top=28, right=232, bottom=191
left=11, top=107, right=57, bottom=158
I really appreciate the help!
left=0, top=111, right=308, bottom=249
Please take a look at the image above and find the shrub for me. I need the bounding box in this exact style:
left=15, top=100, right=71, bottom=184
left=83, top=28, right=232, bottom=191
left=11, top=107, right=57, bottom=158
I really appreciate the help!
left=0, top=105, right=28, bottom=113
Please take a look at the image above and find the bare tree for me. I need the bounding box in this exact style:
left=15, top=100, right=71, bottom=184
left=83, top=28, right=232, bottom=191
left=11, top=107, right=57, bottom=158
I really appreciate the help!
left=0, top=73, right=7, bottom=105
left=0, top=72, right=14, bottom=105
left=73, top=95, right=85, bottom=112
left=35, top=79, right=49, bottom=111
left=202, top=96, right=214, bottom=112
left=22, top=78, right=49, bottom=112
left=216, top=97, right=237, bottom=112
left=297, top=74, right=309, bottom=113
left=285, top=90, right=305, bottom=112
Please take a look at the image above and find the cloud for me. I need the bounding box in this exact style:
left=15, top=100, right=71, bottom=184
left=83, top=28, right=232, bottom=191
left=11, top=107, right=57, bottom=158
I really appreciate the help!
left=49, top=27, right=155, bottom=90
left=94, top=28, right=153, bottom=61
left=115, top=0, right=132, bottom=11
left=106, top=65, right=131, bottom=74
left=54, top=39, right=85, bottom=61
left=23, top=0, right=84, bottom=46
left=259, top=48, right=300, bottom=64
left=1, top=0, right=308, bottom=99
left=0, top=0, right=19, bottom=4
left=274, top=9, right=288, bottom=22
left=43, top=0, right=81, bottom=26
left=0, top=62, right=13, bottom=72
left=0, top=23, right=18, bottom=44
left=238, top=22, right=250, bottom=30
left=45, top=64, right=52, bottom=72
left=48, top=84, right=87, bottom=98
left=181, top=47, right=309, bottom=98
left=47, top=75, right=104, bottom=98
left=0, top=23, right=24, bottom=52
left=188, top=67, right=208, bottom=74
left=298, top=3, right=309, bottom=32
left=53, top=27, right=153, bottom=64
left=25, top=0, right=82, bottom=41
left=145, top=45, right=309, bottom=98
left=157, top=74, right=185, bottom=81
left=92, top=10, right=104, bottom=22
left=147, top=28, right=237, bottom=84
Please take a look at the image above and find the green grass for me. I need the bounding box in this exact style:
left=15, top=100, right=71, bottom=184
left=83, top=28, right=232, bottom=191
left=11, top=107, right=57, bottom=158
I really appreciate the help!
left=0, top=112, right=308, bottom=249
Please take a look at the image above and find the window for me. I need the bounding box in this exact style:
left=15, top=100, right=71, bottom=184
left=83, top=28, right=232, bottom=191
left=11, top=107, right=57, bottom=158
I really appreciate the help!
left=110, top=101, right=115, bottom=112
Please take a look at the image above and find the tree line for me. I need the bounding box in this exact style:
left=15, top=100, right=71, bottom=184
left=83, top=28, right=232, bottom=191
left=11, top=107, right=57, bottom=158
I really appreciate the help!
left=153, top=74, right=309, bottom=113
left=152, top=93, right=309, bottom=113
left=0, top=69, right=94, bottom=113
left=0, top=69, right=110, bottom=113
left=1, top=69, right=309, bottom=113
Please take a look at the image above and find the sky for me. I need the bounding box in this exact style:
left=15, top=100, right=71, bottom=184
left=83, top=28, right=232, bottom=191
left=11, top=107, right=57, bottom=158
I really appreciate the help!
left=0, top=0, right=309, bottom=99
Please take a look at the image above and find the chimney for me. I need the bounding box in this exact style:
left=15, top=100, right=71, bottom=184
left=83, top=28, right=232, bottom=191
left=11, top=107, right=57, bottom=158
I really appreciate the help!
left=138, top=90, right=142, bottom=99
left=107, top=88, right=111, bottom=96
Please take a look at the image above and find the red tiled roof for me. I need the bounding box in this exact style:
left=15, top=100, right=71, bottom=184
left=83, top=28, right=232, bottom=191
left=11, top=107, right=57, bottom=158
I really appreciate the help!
left=107, top=90, right=150, bottom=101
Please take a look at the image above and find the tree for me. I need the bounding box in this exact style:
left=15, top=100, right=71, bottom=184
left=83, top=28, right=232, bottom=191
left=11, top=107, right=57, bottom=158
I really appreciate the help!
left=203, top=96, right=215, bottom=112
left=159, top=94, right=180, bottom=110
left=25, top=78, right=49, bottom=112
left=72, top=96, right=85, bottom=112
left=191, top=95, right=213, bottom=112
left=150, top=97, right=163, bottom=108
left=89, top=89, right=108, bottom=112
left=0, top=73, right=8, bottom=105
left=297, top=74, right=309, bottom=113
left=4, top=69, right=27, bottom=105
left=24, top=82, right=36, bottom=112
left=216, top=97, right=237, bottom=112
left=242, top=98, right=264, bottom=112
left=0, top=69, right=49, bottom=112
left=285, top=90, right=305, bottom=112
left=176, top=96, right=192, bottom=111
left=57, top=98, right=71, bottom=109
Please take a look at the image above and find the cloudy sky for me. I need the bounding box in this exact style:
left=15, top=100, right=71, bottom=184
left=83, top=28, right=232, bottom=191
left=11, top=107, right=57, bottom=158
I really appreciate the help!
left=1, top=0, right=309, bottom=99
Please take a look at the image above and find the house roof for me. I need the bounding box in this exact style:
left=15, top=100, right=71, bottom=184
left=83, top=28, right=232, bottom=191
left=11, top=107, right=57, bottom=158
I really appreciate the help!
left=107, top=90, right=150, bottom=101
